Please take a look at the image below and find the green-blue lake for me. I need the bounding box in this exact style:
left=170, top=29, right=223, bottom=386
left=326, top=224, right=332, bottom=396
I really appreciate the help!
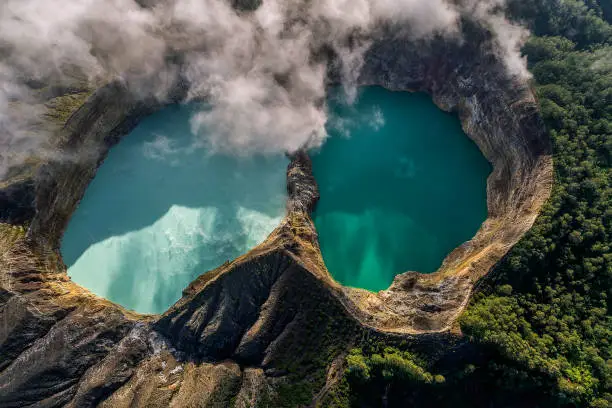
left=61, top=104, right=288, bottom=314
left=312, top=87, right=491, bottom=291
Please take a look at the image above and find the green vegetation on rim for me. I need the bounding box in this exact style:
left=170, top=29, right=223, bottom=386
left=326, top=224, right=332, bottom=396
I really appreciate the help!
left=44, top=91, right=93, bottom=126
left=461, top=0, right=611, bottom=405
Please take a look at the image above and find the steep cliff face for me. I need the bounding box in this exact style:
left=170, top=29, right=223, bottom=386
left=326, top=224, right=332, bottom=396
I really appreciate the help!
left=0, top=19, right=551, bottom=408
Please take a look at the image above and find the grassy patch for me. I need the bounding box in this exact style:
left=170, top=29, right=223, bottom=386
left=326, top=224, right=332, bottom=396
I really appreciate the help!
left=44, top=91, right=92, bottom=125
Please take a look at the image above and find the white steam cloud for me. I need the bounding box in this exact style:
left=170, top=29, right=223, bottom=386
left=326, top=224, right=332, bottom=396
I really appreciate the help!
left=0, top=0, right=529, bottom=178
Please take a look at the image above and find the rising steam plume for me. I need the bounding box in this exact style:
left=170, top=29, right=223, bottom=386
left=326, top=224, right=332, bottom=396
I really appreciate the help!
left=0, top=0, right=529, bottom=178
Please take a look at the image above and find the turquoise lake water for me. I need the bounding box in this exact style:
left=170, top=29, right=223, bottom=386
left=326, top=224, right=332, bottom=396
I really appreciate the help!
left=61, top=104, right=288, bottom=314
left=312, top=87, right=491, bottom=291
left=62, top=86, right=490, bottom=313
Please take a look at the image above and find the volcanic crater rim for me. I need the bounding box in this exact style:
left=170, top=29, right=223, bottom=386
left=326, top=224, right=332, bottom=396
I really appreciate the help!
left=5, top=31, right=552, bottom=335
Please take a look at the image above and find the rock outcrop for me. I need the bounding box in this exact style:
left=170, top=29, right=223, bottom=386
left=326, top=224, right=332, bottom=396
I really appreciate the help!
left=0, top=16, right=551, bottom=408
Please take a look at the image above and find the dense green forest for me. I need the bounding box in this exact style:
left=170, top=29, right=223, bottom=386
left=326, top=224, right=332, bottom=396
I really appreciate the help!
left=332, top=1, right=611, bottom=407
left=463, top=0, right=611, bottom=405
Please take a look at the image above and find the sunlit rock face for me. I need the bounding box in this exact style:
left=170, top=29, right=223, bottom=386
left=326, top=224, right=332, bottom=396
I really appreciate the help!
left=61, top=104, right=288, bottom=314
left=312, top=87, right=491, bottom=291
